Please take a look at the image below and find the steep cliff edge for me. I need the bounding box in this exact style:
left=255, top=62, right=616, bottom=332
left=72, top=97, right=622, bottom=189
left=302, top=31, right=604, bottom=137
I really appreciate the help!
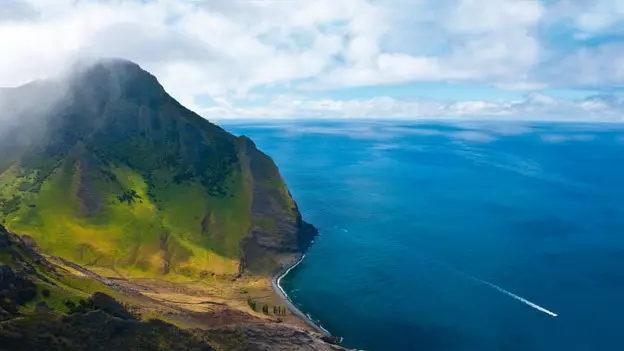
left=0, top=59, right=316, bottom=277
left=238, top=136, right=318, bottom=274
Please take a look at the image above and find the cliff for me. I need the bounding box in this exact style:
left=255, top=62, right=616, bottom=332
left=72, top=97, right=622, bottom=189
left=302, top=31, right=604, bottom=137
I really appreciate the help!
left=0, top=59, right=316, bottom=277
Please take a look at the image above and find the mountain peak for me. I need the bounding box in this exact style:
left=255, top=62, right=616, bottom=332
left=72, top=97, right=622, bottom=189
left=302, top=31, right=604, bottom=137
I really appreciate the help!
left=68, top=58, right=166, bottom=104
left=72, top=57, right=143, bottom=77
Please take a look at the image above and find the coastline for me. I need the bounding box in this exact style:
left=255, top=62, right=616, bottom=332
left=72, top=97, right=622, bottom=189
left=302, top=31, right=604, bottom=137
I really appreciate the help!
left=271, top=254, right=332, bottom=337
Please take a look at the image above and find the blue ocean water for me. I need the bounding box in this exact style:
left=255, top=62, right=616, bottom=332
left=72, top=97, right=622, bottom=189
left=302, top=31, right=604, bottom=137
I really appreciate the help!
left=223, top=121, right=624, bottom=351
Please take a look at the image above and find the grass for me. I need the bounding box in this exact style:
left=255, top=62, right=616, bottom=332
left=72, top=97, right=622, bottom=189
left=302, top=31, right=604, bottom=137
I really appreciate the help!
left=1, top=215, right=307, bottom=349
left=0, top=160, right=253, bottom=278
left=0, top=233, right=119, bottom=316
left=0, top=97, right=299, bottom=279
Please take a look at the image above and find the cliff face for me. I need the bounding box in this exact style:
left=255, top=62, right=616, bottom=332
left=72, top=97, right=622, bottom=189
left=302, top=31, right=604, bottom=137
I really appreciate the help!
left=0, top=59, right=316, bottom=276
left=238, top=137, right=318, bottom=274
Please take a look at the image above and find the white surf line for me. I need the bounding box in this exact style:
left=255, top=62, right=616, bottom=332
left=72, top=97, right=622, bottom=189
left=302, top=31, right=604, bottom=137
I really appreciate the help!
left=273, top=255, right=332, bottom=336
left=276, top=254, right=306, bottom=297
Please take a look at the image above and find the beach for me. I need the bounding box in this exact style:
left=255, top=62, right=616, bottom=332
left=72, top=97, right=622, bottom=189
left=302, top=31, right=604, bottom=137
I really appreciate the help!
left=271, top=254, right=331, bottom=336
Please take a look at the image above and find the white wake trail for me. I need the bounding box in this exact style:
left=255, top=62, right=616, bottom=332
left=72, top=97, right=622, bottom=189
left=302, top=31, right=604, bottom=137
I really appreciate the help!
left=417, top=254, right=558, bottom=318
left=465, top=274, right=558, bottom=318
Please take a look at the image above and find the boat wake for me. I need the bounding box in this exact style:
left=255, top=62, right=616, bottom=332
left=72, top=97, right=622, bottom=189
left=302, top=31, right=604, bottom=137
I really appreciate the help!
left=418, top=254, right=558, bottom=318
left=465, top=274, right=558, bottom=317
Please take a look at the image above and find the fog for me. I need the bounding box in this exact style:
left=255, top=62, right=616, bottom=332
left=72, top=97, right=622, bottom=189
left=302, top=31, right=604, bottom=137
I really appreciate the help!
left=0, top=56, right=143, bottom=169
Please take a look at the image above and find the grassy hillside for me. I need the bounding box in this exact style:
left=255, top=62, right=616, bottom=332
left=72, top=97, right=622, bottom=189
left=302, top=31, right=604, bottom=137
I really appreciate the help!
left=0, top=225, right=215, bottom=350
left=0, top=224, right=120, bottom=317
left=0, top=59, right=315, bottom=277
left=0, top=225, right=344, bottom=351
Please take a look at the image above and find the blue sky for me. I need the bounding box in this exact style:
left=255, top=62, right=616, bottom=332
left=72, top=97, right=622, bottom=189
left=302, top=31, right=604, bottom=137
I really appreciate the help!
left=0, top=0, right=624, bottom=120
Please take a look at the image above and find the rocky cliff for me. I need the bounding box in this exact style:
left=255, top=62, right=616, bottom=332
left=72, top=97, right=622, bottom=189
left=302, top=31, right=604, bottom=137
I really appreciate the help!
left=0, top=59, right=316, bottom=277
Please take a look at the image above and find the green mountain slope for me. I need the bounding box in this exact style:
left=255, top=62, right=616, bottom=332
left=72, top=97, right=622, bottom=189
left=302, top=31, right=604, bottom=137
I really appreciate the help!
left=0, top=59, right=316, bottom=277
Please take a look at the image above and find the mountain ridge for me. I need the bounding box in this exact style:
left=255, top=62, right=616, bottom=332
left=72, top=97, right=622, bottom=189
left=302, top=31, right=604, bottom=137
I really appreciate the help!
left=0, top=59, right=317, bottom=277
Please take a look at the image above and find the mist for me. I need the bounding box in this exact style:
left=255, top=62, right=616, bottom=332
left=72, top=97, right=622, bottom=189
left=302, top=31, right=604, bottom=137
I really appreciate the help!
left=0, top=56, right=148, bottom=173
left=0, top=76, right=67, bottom=165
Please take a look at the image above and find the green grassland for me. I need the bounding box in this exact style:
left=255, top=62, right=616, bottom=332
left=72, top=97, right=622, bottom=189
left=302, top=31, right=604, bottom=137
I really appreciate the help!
left=0, top=159, right=252, bottom=277
left=0, top=227, right=120, bottom=316
left=0, top=226, right=225, bottom=350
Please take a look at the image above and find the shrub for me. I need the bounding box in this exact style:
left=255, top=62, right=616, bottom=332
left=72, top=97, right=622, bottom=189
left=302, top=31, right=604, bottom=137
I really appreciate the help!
left=247, top=298, right=257, bottom=311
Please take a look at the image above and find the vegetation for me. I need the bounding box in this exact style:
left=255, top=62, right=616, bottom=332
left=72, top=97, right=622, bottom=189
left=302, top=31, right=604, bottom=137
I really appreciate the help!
left=247, top=298, right=257, bottom=311
left=273, top=306, right=287, bottom=315
left=117, top=189, right=141, bottom=205
left=0, top=224, right=208, bottom=349
left=0, top=224, right=337, bottom=351
left=0, top=60, right=308, bottom=278
left=0, top=60, right=333, bottom=351
left=0, top=195, right=22, bottom=216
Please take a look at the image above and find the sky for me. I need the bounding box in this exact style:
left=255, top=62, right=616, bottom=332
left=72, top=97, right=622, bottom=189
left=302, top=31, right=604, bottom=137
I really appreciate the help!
left=0, top=0, right=623, bottom=121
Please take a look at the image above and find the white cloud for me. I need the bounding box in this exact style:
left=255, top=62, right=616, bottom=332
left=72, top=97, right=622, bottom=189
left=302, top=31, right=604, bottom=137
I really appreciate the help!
left=544, top=43, right=624, bottom=87
left=0, top=0, right=622, bottom=121
left=318, top=0, right=546, bottom=88
left=0, top=0, right=547, bottom=91
left=566, top=0, right=624, bottom=33
left=206, top=94, right=624, bottom=121
left=202, top=92, right=624, bottom=121
left=0, top=0, right=351, bottom=98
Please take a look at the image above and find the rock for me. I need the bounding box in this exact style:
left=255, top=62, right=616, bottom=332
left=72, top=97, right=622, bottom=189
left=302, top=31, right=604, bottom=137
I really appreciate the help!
left=0, top=265, right=17, bottom=288
left=0, top=226, right=11, bottom=248
left=209, top=323, right=350, bottom=351
left=0, top=306, right=10, bottom=321
left=0, top=264, right=37, bottom=318
left=19, top=235, right=39, bottom=250
left=322, top=335, right=343, bottom=345
left=237, top=136, right=319, bottom=274
left=89, top=292, right=137, bottom=320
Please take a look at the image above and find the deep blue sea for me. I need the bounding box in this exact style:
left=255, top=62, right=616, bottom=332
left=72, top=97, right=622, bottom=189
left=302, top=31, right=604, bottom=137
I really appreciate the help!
left=223, top=120, right=624, bottom=351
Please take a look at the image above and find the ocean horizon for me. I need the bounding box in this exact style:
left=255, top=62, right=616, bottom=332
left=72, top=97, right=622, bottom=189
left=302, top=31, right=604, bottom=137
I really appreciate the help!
left=223, top=120, right=624, bottom=351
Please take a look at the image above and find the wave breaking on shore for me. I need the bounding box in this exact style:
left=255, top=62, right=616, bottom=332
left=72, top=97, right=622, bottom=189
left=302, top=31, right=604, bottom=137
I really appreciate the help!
left=272, top=255, right=337, bottom=338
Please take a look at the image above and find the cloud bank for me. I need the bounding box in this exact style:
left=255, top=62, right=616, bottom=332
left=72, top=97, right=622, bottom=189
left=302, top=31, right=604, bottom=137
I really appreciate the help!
left=197, top=93, right=624, bottom=121
left=0, top=0, right=623, bottom=121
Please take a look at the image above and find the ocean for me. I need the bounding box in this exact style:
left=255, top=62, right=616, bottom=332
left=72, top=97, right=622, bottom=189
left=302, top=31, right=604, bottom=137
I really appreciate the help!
left=222, top=120, right=624, bottom=351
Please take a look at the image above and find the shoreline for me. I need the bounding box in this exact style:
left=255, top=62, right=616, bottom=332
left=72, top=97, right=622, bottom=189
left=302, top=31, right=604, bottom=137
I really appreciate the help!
left=271, top=254, right=332, bottom=337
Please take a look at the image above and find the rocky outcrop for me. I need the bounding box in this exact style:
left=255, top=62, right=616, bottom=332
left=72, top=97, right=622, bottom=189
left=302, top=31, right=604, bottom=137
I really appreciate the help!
left=207, top=323, right=349, bottom=351
left=0, top=264, right=37, bottom=321
left=0, top=308, right=216, bottom=351
left=238, top=136, right=318, bottom=274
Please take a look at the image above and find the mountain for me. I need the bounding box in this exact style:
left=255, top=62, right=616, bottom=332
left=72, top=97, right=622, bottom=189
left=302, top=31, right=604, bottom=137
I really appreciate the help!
left=0, top=60, right=345, bottom=350
left=0, top=59, right=316, bottom=278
